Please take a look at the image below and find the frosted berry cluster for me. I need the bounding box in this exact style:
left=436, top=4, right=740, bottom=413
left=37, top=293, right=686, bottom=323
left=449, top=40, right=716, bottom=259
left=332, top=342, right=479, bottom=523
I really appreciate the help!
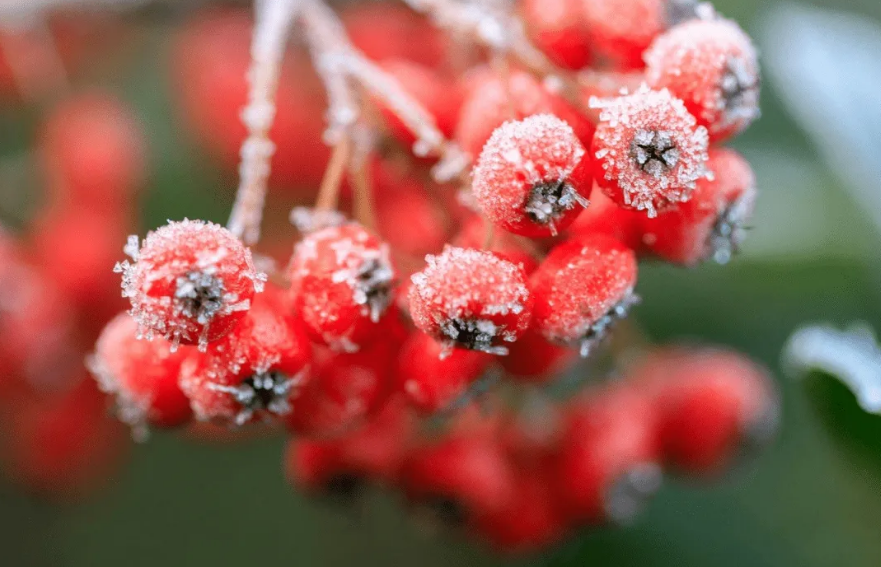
left=0, top=0, right=775, bottom=555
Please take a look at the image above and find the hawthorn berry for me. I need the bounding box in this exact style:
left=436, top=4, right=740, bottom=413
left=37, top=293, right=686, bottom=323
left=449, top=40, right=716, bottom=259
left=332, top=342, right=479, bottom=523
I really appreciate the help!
left=89, top=313, right=193, bottom=436
left=555, top=385, right=662, bottom=524
left=472, top=114, right=592, bottom=237
left=636, top=347, right=778, bottom=475
left=178, top=285, right=312, bottom=425
left=409, top=246, right=533, bottom=355
left=455, top=68, right=595, bottom=158
left=645, top=16, right=760, bottom=142
left=530, top=235, right=639, bottom=357
left=288, top=222, right=396, bottom=352
left=401, top=430, right=516, bottom=532
left=591, top=85, right=710, bottom=217
left=522, top=0, right=592, bottom=70
left=117, top=219, right=264, bottom=350
left=397, top=331, right=493, bottom=414
left=641, top=148, right=757, bottom=265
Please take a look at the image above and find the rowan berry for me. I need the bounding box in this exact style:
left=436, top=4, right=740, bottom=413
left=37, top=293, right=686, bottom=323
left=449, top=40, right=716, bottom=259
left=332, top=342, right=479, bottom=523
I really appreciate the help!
left=579, top=0, right=667, bottom=69
left=117, top=219, right=263, bottom=350
left=645, top=17, right=760, bottom=142
left=591, top=86, right=709, bottom=217
left=530, top=235, right=639, bottom=356
left=522, top=0, right=592, bottom=70
left=554, top=385, right=662, bottom=524
left=401, top=431, right=516, bottom=532
left=500, top=328, right=578, bottom=384
left=455, top=68, right=595, bottom=158
left=89, top=313, right=193, bottom=436
left=39, top=92, right=146, bottom=208
left=376, top=177, right=449, bottom=259
left=396, top=331, right=493, bottom=414
left=472, top=114, right=592, bottom=237
left=343, top=3, right=447, bottom=68
left=641, top=148, right=757, bottom=265
left=288, top=222, right=396, bottom=352
left=178, top=285, right=312, bottom=425
left=636, top=347, right=778, bottom=475
left=566, top=185, right=645, bottom=251
left=409, top=246, right=533, bottom=355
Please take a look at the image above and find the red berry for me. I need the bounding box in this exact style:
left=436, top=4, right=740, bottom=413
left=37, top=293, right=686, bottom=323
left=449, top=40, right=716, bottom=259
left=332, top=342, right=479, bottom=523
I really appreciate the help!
left=455, top=68, right=595, bottom=158
left=636, top=347, right=778, bottom=475
left=397, top=331, right=493, bottom=414
left=401, top=431, right=516, bottom=531
left=453, top=215, right=539, bottom=274
left=288, top=223, right=396, bottom=352
left=90, top=313, right=193, bottom=435
left=645, top=17, right=760, bottom=142
left=284, top=438, right=347, bottom=495
left=641, top=148, right=756, bottom=265
left=522, top=0, right=592, bottom=70
left=530, top=235, right=638, bottom=356
left=117, top=219, right=264, bottom=350
left=343, top=3, right=447, bottom=68
left=472, top=114, right=592, bottom=237
left=39, top=92, right=146, bottom=208
left=579, top=0, right=667, bottom=69
left=376, top=177, right=450, bottom=258
left=178, top=286, right=312, bottom=425
left=555, top=385, right=662, bottom=524
left=567, top=184, right=645, bottom=250
left=500, top=328, right=578, bottom=383
left=409, top=246, right=533, bottom=355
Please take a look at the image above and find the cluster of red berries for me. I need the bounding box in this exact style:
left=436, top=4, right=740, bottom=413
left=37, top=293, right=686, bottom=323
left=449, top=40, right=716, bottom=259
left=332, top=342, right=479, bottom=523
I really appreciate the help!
left=0, top=0, right=774, bottom=553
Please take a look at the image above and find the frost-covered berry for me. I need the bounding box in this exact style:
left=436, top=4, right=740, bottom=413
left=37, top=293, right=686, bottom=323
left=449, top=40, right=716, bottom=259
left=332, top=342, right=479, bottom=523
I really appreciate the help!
left=409, top=246, right=533, bottom=355
left=178, top=286, right=312, bottom=426
left=555, top=385, right=662, bottom=524
left=523, top=0, right=592, bottom=70
left=90, top=313, right=193, bottom=437
left=580, top=0, right=667, bottom=69
left=473, top=115, right=592, bottom=237
left=455, top=68, right=595, bottom=158
left=645, top=17, right=759, bottom=143
left=396, top=331, right=493, bottom=414
left=288, top=222, right=396, bottom=352
left=591, top=86, right=709, bottom=217
left=530, top=235, right=639, bottom=357
left=641, top=148, right=756, bottom=265
left=643, top=19, right=757, bottom=143
left=117, top=219, right=264, bottom=350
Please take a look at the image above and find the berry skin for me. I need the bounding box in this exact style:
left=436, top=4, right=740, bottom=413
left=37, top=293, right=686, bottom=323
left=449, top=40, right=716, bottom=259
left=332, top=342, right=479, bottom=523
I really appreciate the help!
left=522, top=0, right=592, bottom=70
left=178, top=286, right=312, bottom=426
left=401, top=431, right=516, bottom=532
left=288, top=223, right=397, bottom=352
left=555, top=385, right=662, bottom=525
left=39, top=92, right=146, bottom=208
left=591, top=86, right=710, bottom=217
left=567, top=184, right=645, bottom=251
left=530, top=235, right=638, bottom=357
left=376, top=176, right=449, bottom=259
left=453, top=215, right=539, bottom=274
left=397, top=331, right=493, bottom=414
left=117, top=219, right=264, bottom=349
left=645, top=17, right=760, bottom=142
left=472, top=114, right=592, bottom=237
left=635, top=347, right=778, bottom=475
left=343, top=3, right=447, bottom=68
left=409, top=246, right=533, bottom=355
left=89, top=313, right=193, bottom=436
left=500, top=328, right=578, bottom=384
left=455, top=68, right=595, bottom=158
left=640, top=148, right=757, bottom=265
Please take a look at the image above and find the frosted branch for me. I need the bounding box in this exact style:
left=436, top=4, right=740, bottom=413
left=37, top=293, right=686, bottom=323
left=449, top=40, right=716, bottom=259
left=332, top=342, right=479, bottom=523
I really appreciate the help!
left=227, top=0, right=301, bottom=245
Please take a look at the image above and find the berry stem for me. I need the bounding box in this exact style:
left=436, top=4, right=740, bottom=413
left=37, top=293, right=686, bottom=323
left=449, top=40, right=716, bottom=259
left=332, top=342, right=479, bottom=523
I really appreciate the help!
left=227, top=0, right=301, bottom=245
left=314, top=134, right=351, bottom=213
left=350, top=158, right=377, bottom=233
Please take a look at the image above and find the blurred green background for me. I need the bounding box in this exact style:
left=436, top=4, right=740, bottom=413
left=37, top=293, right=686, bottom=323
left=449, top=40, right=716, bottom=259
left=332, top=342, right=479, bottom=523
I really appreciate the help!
left=3, top=0, right=881, bottom=565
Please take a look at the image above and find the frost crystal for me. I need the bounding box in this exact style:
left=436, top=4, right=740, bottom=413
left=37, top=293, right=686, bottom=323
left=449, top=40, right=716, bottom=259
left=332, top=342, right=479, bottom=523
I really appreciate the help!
left=208, top=369, right=302, bottom=426
left=577, top=291, right=640, bottom=358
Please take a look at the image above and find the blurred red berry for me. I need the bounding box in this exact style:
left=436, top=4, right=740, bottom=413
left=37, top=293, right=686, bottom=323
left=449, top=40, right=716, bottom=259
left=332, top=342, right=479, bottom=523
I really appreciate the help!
left=473, top=114, right=592, bottom=237
left=500, top=328, right=578, bottom=383
left=579, top=0, right=671, bottom=69
left=645, top=17, right=760, bottom=142
left=409, top=246, right=533, bottom=355
left=117, top=219, right=263, bottom=349
left=376, top=177, right=450, bottom=258
left=90, top=313, right=193, bottom=435
left=530, top=235, right=638, bottom=356
left=343, top=3, right=447, bottom=68
left=567, top=184, right=645, bottom=250
left=522, top=0, right=592, bottom=70
left=452, top=216, right=539, bottom=274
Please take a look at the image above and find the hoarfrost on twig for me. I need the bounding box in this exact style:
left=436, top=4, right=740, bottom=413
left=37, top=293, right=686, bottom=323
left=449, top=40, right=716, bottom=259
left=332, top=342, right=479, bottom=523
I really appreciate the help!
left=783, top=323, right=881, bottom=414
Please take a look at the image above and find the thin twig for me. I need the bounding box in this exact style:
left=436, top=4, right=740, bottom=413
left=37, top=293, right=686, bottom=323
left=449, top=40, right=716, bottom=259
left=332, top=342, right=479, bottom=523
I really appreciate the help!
left=314, top=133, right=351, bottom=212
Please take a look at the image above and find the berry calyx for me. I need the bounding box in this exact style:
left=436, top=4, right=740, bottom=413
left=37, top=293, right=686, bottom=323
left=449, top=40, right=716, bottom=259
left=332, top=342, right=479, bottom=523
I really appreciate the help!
left=409, top=246, right=533, bottom=355
left=116, top=219, right=264, bottom=350
left=472, top=114, right=592, bottom=237
left=591, top=86, right=710, bottom=217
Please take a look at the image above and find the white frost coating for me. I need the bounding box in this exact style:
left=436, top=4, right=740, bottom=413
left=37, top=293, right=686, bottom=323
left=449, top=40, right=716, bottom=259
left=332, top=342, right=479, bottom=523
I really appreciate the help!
left=783, top=323, right=881, bottom=414
left=227, top=0, right=302, bottom=246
